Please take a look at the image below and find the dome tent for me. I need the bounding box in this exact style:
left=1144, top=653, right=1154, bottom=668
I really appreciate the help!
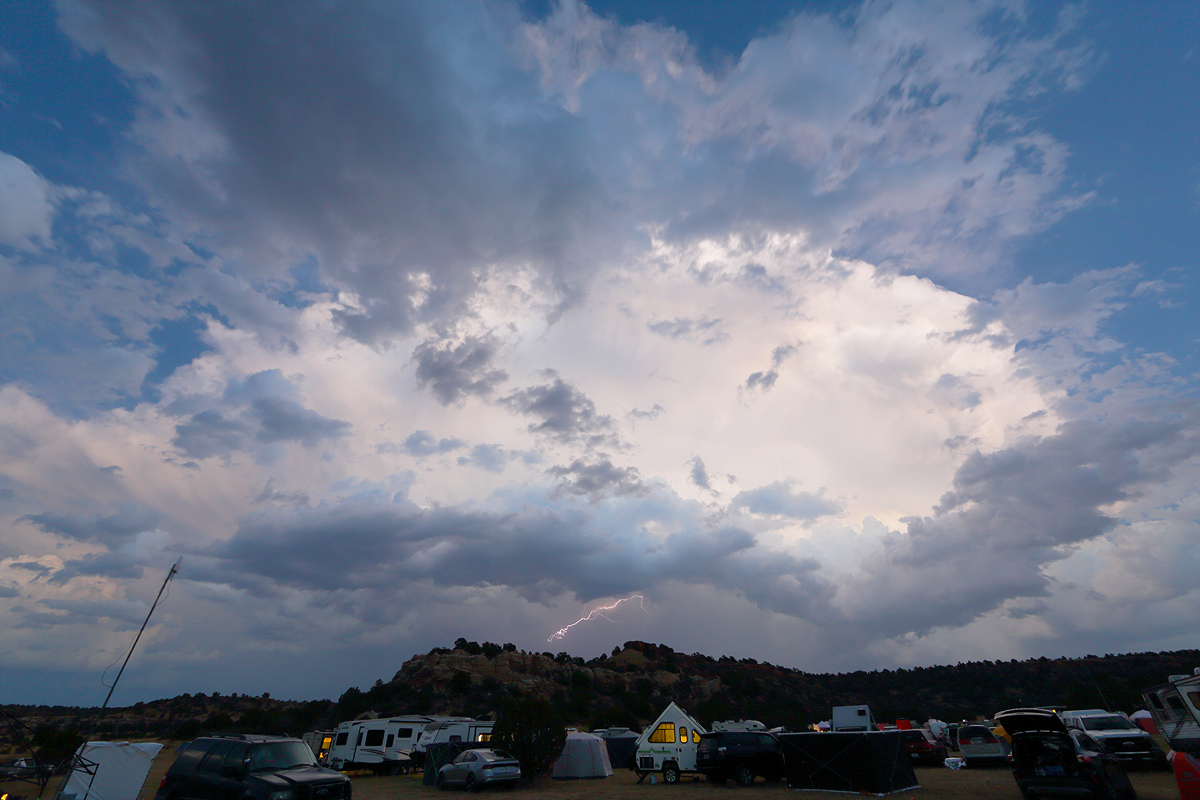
left=551, top=731, right=613, bottom=779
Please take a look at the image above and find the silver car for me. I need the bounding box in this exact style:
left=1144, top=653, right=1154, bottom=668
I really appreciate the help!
left=436, top=748, right=521, bottom=792
left=957, top=724, right=1008, bottom=766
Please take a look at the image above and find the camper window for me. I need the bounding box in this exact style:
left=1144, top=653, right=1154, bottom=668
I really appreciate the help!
left=1186, top=690, right=1200, bottom=710
left=1168, top=696, right=1187, bottom=713
left=649, top=723, right=676, bottom=744
left=450, top=735, right=462, bottom=742
left=1150, top=694, right=1165, bottom=711
left=396, top=728, right=413, bottom=738
left=680, top=728, right=688, bottom=743
left=365, top=730, right=385, bottom=747
left=386, top=735, right=394, bottom=748
left=479, top=733, right=492, bottom=742
left=336, top=732, right=349, bottom=746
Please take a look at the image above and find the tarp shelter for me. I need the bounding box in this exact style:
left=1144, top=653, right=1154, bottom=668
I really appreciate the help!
left=594, top=729, right=640, bottom=770
left=59, top=742, right=163, bottom=800
left=551, top=732, right=612, bottom=779
left=780, top=732, right=919, bottom=796
left=421, top=742, right=490, bottom=786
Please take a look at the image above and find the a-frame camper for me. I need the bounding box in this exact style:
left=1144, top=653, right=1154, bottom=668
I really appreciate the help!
left=633, top=702, right=707, bottom=783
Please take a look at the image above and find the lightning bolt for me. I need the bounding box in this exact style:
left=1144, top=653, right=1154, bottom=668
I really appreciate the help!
left=548, top=594, right=648, bottom=642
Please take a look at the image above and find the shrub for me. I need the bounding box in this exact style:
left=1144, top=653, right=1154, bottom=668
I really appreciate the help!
left=490, top=699, right=566, bottom=780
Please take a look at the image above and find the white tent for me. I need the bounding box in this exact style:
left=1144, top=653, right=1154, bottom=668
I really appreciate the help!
left=60, top=742, right=163, bottom=800
left=551, top=731, right=613, bottom=779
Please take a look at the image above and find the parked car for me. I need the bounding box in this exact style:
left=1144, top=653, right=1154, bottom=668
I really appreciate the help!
left=0, top=757, right=53, bottom=782
left=996, top=708, right=1136, bottom=800
left=695, top=731, right=785, bottom=785
left=956, top=723, right=1008, bottom=766
left=154, top=733, right=352, bottom=800
left=899, top=730, right=948, bottom=765
left=435, top=748, right=521, bottom=792
left=1062, top=713, right=1168, bottom=768
left=942, top=724, right=961, bottom=751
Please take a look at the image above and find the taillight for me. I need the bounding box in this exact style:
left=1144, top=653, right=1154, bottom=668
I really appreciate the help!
left=160, top=778, right=166, bottom=788
left=1077, top=755, right=1091, bottom=764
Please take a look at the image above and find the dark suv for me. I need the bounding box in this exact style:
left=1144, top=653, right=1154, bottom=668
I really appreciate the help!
left=695, top=732, right=785, bottom=786
left=155, top=734, right=351, bottom=800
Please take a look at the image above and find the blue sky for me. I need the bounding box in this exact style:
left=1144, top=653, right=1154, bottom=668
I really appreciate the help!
left=0, top=0, right=1197, bottom=707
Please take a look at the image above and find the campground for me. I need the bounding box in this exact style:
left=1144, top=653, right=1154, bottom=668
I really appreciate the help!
left=16, top=745, right=1182, bottom=800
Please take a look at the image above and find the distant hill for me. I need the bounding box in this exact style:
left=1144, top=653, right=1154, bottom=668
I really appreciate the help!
left=4, top=642, right=1197, bottom=754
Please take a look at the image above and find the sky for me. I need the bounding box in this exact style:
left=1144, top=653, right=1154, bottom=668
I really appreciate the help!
left=0, top=0, right=1197, bottom=707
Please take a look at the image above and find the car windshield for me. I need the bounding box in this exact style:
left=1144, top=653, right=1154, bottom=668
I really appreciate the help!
left=1081, top=716, right=1137, bottom=732
left=486, top=750, right=514, bottom=761
left=248, top=742, right=318, bottom=771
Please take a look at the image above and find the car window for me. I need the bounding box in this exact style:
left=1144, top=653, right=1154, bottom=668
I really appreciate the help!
left=198, top=742, right=234, bottom=773
left=174, top=741, right=210, bottom=772
left=223, top=743, right=249, bottom=771
left=248, top=742, right=317, bottom=772
left=1081, top=716, right=1137, bottom=732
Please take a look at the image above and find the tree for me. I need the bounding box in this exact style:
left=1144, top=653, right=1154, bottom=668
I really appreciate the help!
left=490, top=699, right=567, bottom=781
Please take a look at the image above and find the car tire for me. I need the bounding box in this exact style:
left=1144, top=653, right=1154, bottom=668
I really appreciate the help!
left=436, top=773, right=447, bottom=791
left=662, top=764, right=681, bottom=784
left=736, top=766, right=754, bottom=786
left=466, top=774, right=479, bottom=793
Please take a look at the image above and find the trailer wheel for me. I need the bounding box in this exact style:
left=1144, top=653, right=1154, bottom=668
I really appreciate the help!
left=662, top=763, right=681, bottom=784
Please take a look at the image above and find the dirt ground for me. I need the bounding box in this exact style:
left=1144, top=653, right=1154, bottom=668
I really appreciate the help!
left=7, top=747, right=1181, bottom=800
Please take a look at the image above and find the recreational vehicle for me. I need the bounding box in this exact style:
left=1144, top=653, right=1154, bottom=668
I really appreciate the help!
left=412, top=718, right=495, bottom=760
left=301, top=730, right=335, bottom=764
left=831, top=705, right=875, bottom=733
left=632, top=702, right=707, bottom=784
left=327, top=715, right=460, bottom=773
left=711, top=720, right=767, bottom=732
left=1143, top=667, right=1200, bottom=756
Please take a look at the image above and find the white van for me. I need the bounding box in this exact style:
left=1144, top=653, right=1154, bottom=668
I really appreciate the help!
left=328, top=715, right=460, bottom=773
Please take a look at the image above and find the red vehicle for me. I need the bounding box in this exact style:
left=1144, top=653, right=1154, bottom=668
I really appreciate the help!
left=899, top=730, right=948, bottom=764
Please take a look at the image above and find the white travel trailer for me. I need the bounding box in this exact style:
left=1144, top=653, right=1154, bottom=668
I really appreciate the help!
left=632, top=702, right=708, bottom=784
left=711, top=720, right=766, bottom=732
left=1143, top=668, right=1200, bottom=755
left=327, top=715, right=459, bottom=773
left=831, top=705, right=875, bottom=732
left=413, top=718, right=496, bottom=756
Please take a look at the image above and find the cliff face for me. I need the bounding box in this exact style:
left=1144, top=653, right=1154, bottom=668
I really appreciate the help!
left=389, top=643, right=710, bottom=703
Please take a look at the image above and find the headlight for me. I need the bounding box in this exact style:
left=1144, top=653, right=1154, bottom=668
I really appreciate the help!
left=268, top=791, right=294, bottom=800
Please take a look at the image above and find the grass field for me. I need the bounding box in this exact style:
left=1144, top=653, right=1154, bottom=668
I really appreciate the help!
left=5, top=746, right=1181, bottom=800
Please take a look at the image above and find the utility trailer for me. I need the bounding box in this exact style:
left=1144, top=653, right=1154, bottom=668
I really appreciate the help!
left=632, top=702, right=707, bottom=784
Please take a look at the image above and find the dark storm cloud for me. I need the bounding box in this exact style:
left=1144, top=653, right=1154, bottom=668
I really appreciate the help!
left=35, top=597, right=146, bottom=627
left=49, top=551, right=146, bottom=584
left=548, top=458, right=648, bottom=501
left=742, top=343, right=797, bottom=393
left=169, top=370, right=350, bottom=459
left=627, top=404, right=665, bottom=422
left=647, top=316, right=728, bottom=345
left=201, top=491, right=835, bottom=620
left=457, top=444, right=533, bottom=473
left=403, top=430, right=467, bottom=457
left=844, top=413, right=1200, bottom=637
left=412, top=335, right=508, bottom=405
left=20, top=506, right=161, bottom=544
left=731, top=481, right=841, bottom=523
left=502, top=372, right=620, bottom=448
left=60, top=0, right=623, bottom=343
left=688, top=457, right=713, bottom=492
left=0, top=586, right=21, bottom=598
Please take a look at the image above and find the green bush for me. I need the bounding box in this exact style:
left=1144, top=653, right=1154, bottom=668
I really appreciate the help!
left=490, top=699, right=566, bottom=781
